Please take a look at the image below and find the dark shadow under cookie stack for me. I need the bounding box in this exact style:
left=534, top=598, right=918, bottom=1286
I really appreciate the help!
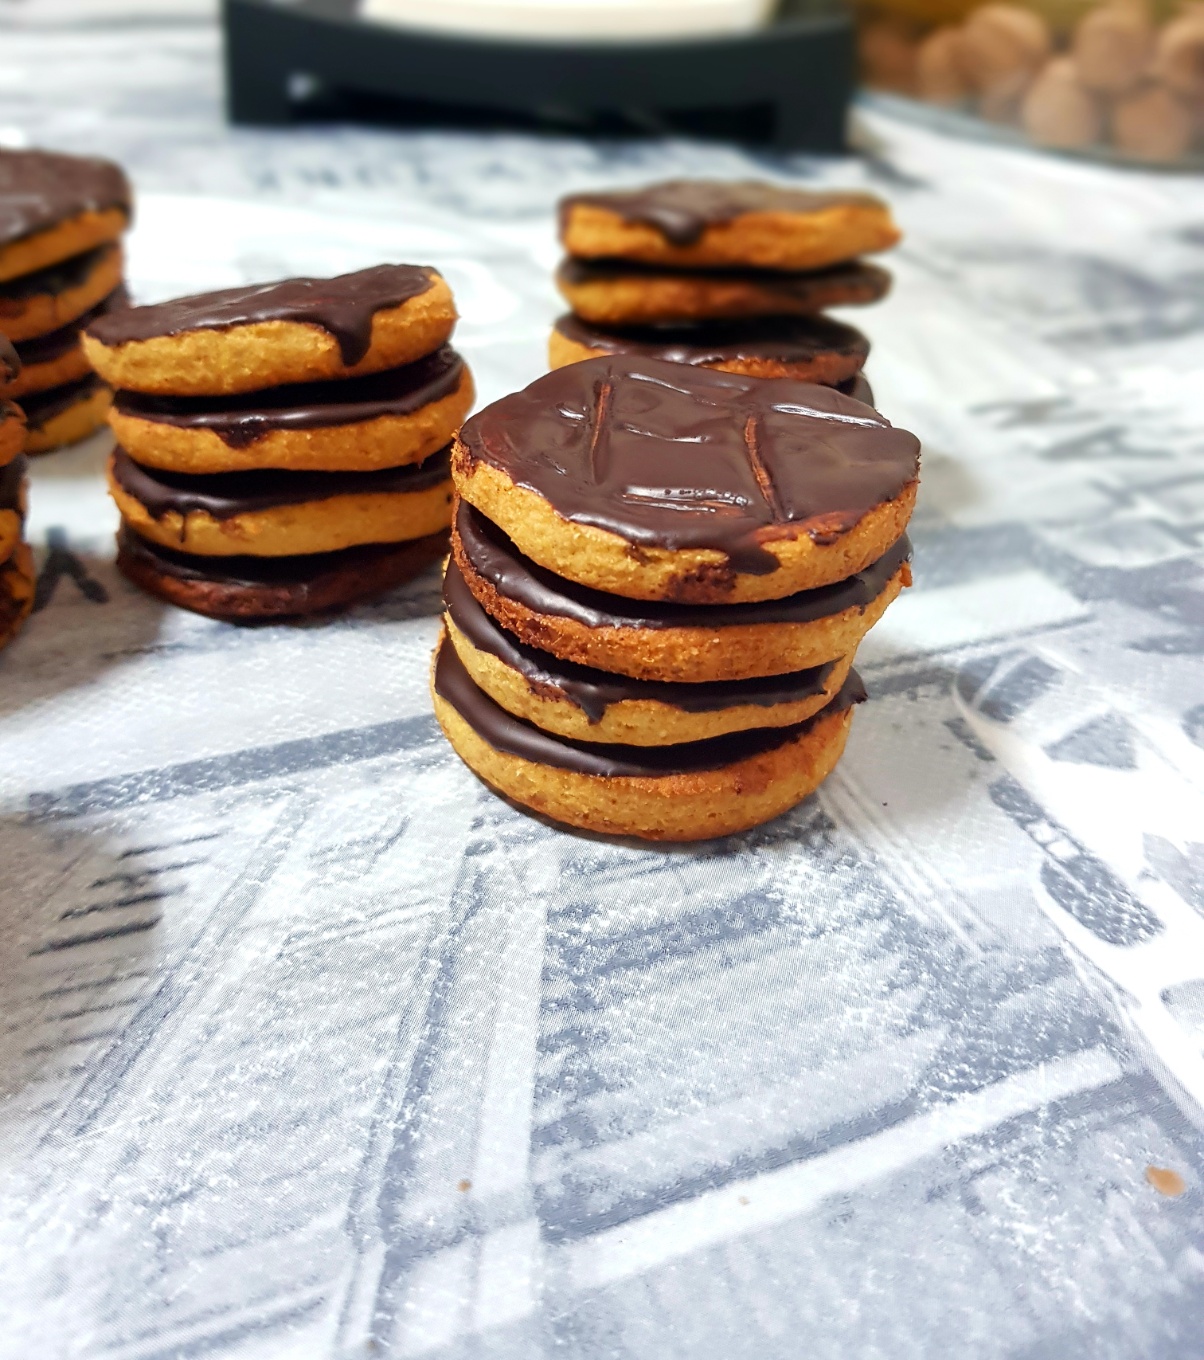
left=0, top=147, right=132, bottom=455
left=549, top=179, right=901, bottom=399
left=433, top=354, right=921, bottom=842
left=82, top=263, right=474, bottom=621
left=0, top=338, right=34, bottom=649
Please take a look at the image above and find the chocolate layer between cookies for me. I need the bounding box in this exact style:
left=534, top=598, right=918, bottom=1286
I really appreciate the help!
left=0, top=455, right=29, bottom=510
left=0, top=336, right=18, bottom=386
left=434, top=630, right=865, bottom=777
left=21, top=372, right=106, bottom=432
left=15, top=285, right=129, bottom=370
left=113, top=346, right=465, bottom=448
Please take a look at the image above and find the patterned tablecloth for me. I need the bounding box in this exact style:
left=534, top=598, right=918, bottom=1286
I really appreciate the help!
left=2, top=8, right=1203, bottom=1358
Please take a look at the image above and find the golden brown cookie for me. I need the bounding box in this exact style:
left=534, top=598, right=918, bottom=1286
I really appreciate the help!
left=444, top=554, right=855, bottom=744
left=453, top=356, right=919, bottom=603
left=556, top=257, right=892, bottom=326
left=0, top=243, right=124, bottom=343
left=559, top=181, right=900, bottom=271
left=452, top=499, right=909, bottom=682
left=6, top=285, right=127, bottom=399
left=548, top=313, right=869, bottom=385
left=84, top=264, right=457, bottom=396
left=117, top=521, right=447, bottom=622
left=0, top=541, right=36, bottom=648
left=22, top=374, right=111, bottom=455
left=0, top=399, right=26, bottom=464
left=0, top=148, right=130, bottom=283
left=432, top=630, right=863, bottom=841
left=108, top=444, right=454, bottom=557
left=109, top=347, right=474, bottom=474
left=0, top=454, right=29, bottom=563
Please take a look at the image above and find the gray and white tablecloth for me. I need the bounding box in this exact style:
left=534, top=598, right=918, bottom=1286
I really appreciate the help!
left=2, top=9, right=1204, bottom=1357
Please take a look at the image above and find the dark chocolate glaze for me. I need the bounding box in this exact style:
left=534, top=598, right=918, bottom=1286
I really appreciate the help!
left=445, top=554, right=836, bottom=724
left=118, top=521, right=446, bottom=590
left=557, top=256, right=893, bottom=307
left=459, top=355, right=919, bottom=575
left=0, top=455, right=27, bottom=510
left=1, top=399, right=21, bottom=428
left=559, top=181, right=886, bottom=247
left=112, top=443, right=452, bottom=521
left=456, top=501, right=910, bottom=631
left=839, top=373, right=874, bottom=406
left=16, top=285, right=129, bottom=367
left=114, top=346, right=465, bottom=448
left=0, top=149, right=131, bottom=246
left=0, top=336, right=17, bottom=384
left=436, top=630, right=865, bottom=778
left=22, top=372, right=103, bottom=429
left=554, top=313, right=869, bottom=371
left=88, top=264, right=438, bottom=366
left=0, top=243, right=115, bottom=302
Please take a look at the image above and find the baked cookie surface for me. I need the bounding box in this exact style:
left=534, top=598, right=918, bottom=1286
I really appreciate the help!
left=555, top=257, right=892, bottom=326
left=0, top=243, right=124, bottom=342
left=7, top=285, right=127, bottom=399
left=84, top=264, right=456, bottom=396
left=109, top=443, right=454, bottom=557
left=110, top=346, right=473, bottom=473
left=0, top=148, right=130, bottom=283
left=22, top=373, right=111, bottom=454
left=117, top=522, right=447, bottom=622
left=559, top=180, right=899, bottom=270
left=549, top=312, right=870, bottom=384
left=452, top=501, right=910, bottom=682
left=432, top=630, right=864, bottom=841
left=454, top=355, right=919, bottom=602
left=0, top=542, right=36, bottom=649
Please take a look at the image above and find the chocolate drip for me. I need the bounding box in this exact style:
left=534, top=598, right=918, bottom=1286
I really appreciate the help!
left=88, top=264, right=438, bottom=366
left=839, top=373, right=874, bottom=406
left=436, top=631, right=865, bottom=778
left=0, top=149, right=131, bottom=246
left=115, top=346, right=465, bottom=448
left=459, top=355, right=919, bottom=575
left=16, top=285, right=129, bottom=367
left=0, top=244, right=115, bottom=302
left=554, top=313, right=869, bottom=370
left=557, top=256, right=892, bottom=305
left=112, top=443, right=452, bottom=521
left=559, top=181, right=886, bottom=247
left=22, top=373, right=103, bottom=429
left=445, top=555, right=836, bottom=723
left=456, top=501, right=910, bottom=631
left=0, top=336, right=17, bottom=384
left=0, top=455, right=27, bottom=510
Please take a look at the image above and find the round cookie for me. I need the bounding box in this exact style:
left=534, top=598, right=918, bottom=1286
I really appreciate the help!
left=444, top=554, right=856, bottom=745
left=0, top=455, right=29, bottom=563
left=453, top=355, right=919, bottom=604
left=0, top=400, right=26, bottom=464
left=117, top=522, right=447, bottom=622
left=6, top=286, right=128, bottom=399
left=108, top=444, right=454, bottom=557
left=432, top=631, right=864, bottom=842
left=23, top=374, right=111, bottom=455
left=84, top=264, right=457, bottom=397
left=549, top=313, right=870, bottom=385
left=0, top=542, right=36, bottom=649
left=109, top=346, right=474, bottom=474
left=0, top=148, right=130, bottom=284
left=0, top=243, right=124, bottom=342
left=452, top=500, right=910, bottom=682
left=556, top=257, right=892, bottom=326
left=558, top=181, right=900, bottom=271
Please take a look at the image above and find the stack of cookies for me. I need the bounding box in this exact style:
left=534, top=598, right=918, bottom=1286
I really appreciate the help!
left=433, top=354, right=920, bottom=842
left=82, top=263, right=474, bottom=621
left=0, top=338, right=34, bottom=649
left=0, top=148, right=132, bottom=455
left=549, top=180, right=900, bottom=397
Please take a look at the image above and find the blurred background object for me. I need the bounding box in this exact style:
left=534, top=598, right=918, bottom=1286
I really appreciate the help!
left=856, top=0, right=1204, bottom=165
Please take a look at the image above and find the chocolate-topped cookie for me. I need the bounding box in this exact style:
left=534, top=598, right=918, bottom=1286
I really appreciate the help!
left=452, top=500, right=910, bottom=682
left=0, top=149, right=130, bottom=284
left=7, top=286, right=127, bottom=399
left=84, top=264, right=457, bottom=396
left=432, top=629, right=865, bottom=841
left=549, top=313, right=870, bottom=385
left=22, top=372, right=111, bottom=455
left=555, top=257, right=893, bottom=326
left=0, top=243, right=124, bottom=343
left=453, top=355, right=919, bottom=603
left=559, top=180, right=899, bottom=271
left=108, top=442, right=454, bottom=558
left=109, top=345, right=474, bottom=474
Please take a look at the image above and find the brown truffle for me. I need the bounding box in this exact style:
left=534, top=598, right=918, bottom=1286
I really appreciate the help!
left=917, top=27, right=974, bottom=104
left=1022, top=57, right=1104, bottom=147
left=1073, top=2, right=1153, bottom=95
left=1112, top=81, right=1195, bottom=159
left=960, top=4, right=1052, bottom=99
